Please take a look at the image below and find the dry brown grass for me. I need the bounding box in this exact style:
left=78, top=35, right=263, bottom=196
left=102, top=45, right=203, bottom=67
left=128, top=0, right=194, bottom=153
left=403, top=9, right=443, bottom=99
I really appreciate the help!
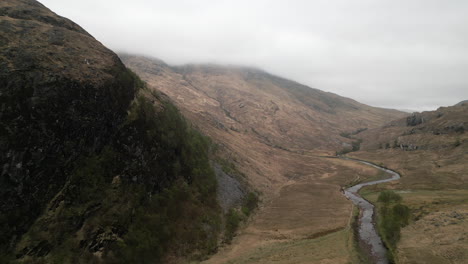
left=121, top=55, right=405, bottom=152
left=216, top=229, right=356, bottom=264
left=348, top=106, right=468, bottom=263
left=118, top=55, right=409, bottom=263
left=361, top=189, right=468, bottom=264
left=202, top=158, right=381, bottom=264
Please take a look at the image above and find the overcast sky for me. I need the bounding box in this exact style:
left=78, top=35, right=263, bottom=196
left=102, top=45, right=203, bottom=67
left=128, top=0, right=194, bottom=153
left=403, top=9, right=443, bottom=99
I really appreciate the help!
left=39, top=0, right=468, bottom=111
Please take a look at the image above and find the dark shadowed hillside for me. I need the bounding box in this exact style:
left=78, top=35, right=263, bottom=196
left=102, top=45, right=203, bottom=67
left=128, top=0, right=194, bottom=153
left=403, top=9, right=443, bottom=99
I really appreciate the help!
left=0, top=1, right=222, bottom=263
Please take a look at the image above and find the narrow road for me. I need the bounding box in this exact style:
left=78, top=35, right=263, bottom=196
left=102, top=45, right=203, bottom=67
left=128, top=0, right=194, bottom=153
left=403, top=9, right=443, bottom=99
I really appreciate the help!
left=342, top=157, right=400, bottom=264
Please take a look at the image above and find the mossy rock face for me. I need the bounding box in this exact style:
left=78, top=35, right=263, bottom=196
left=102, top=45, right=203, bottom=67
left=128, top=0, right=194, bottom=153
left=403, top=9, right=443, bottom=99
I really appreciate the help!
left=0, top=0, right=137, bottom=250
left=0, top=1, right=221, bottom=263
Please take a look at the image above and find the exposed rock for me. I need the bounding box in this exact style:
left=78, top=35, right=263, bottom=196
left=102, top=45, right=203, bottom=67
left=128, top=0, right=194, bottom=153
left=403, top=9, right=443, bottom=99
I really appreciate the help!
left=407, top=113, right=425, bottom=126
left=17, top=240, right=52, bottom=258
left=399, top=144, right=419, bottom=151
left=214, top=163, right=246, bottom=213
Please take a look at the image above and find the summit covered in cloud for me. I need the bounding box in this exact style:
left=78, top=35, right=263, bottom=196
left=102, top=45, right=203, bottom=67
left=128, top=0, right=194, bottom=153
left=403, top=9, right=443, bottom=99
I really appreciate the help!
left=39, top=0, right=468, bottom=111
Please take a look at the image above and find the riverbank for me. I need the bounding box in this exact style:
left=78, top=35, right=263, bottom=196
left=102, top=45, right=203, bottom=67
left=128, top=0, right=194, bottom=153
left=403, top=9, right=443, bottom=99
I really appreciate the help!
left=343, top=157, right=401, bottom=264
left=202, top=155, right=386, bottom=264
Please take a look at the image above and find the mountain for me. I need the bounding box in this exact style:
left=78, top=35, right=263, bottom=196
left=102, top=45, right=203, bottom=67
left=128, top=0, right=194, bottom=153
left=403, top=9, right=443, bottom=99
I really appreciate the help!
left=121, top=55, right=406, bottom=194
left=357, top=103, right=467, bottom=153
left=121, top=54, right=409, bottom=262
left=0, top=1, right=221, bottom=263
left=5, top=1, right=455, bottom=263
left=348, top=103, right=468, bottom=263
left=121, top=55, right=405, bottom=152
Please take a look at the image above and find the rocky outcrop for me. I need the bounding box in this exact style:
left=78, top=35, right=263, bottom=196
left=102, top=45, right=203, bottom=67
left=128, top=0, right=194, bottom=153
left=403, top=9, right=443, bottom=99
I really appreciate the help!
left=455, top=100, right=468, bottom=106
left=358, top=101, right=468, bottom=151
left=213, top=163, right=246, bottom=213
left=406, top=113, right=425, bottom=126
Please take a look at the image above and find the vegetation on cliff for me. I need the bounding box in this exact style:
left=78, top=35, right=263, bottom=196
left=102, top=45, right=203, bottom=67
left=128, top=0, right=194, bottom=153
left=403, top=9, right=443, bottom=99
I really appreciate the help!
left=0, top=1, right=222, bottom=263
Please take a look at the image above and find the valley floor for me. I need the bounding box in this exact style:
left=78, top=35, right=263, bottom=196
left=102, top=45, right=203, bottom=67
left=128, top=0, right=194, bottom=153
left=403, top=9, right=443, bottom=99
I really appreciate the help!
left=202, top=156, right=384, bottom=264
left=351, top=149, right=468, bottom=264
left=362, top=189, right=468, bottom=264
left=202, top=148, right=468, bottom=264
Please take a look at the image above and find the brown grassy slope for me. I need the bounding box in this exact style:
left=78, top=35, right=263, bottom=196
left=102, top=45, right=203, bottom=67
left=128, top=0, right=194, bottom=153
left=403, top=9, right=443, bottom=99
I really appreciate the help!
left=120, top=55, right=405, bottom=152
left=353, top=103, right=468, bottom=189
left=349, top=103, right=468, bottom=264
left=120, top=54, right=406, bottom=196
left=121, top=55, right=406, bottom=263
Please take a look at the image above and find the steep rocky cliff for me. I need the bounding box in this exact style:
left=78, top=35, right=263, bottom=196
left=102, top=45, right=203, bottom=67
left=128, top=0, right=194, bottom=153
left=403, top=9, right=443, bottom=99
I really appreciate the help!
left=1, top=0, right=133, bottom=242
left=0, top=1, right=220, bottom=263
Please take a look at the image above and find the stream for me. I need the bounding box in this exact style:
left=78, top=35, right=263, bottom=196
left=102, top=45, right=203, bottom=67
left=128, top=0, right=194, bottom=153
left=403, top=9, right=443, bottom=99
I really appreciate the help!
left=342, top=157, right=400, bottom=264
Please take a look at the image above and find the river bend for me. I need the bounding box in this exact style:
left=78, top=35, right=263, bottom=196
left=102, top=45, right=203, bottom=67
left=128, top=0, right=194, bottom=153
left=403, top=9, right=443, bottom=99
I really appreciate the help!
left=342, top=158, right=400, bottom=264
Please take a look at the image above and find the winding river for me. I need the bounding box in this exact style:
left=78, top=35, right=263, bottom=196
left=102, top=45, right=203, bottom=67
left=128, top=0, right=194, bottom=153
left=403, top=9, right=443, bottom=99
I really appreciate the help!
left=342, top=157, right=401, bottom=264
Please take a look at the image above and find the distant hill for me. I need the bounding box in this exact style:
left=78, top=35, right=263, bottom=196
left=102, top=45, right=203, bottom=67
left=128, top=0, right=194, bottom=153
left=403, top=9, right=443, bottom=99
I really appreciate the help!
left=456, top=100, right=468, bottom=106
left=356, top=103, right=468, bottom=151
left=348, top=97, right=468, bottom=264
left=121, top=55, right=406, bottom=152
left=121, top=53, right=409, bottom=208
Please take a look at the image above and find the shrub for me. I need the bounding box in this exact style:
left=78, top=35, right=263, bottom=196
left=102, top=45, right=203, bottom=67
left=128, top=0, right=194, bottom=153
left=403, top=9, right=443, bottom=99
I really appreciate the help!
left=336, top=139, right=362, bottom=155
left=377, top=190, right=402, bottom=204
left=376, top=190, right=411, bottom=261
left=224, top=209, right=243, bottom=243
left=340, top=132, right=351, bottom=138
left=351, top=139, right=363, bottom=151
left=241, top=192, right=259, bottom=217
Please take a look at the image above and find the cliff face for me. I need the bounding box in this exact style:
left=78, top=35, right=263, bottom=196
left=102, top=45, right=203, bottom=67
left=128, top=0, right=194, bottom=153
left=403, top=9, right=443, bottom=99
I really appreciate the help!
left=1, top=0, right=135, bottom=245
left=0, top=1, right=220, bottom=262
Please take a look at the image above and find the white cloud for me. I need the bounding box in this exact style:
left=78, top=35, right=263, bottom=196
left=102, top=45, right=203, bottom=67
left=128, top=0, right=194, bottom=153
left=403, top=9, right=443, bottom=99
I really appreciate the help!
left=39, top=0, right=468, bottom=110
